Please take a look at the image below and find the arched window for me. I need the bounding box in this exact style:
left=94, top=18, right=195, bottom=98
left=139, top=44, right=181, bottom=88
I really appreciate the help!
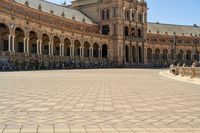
left=102, top=10, right=105, bottom=20
left=124, top=26, right=129, bottom=37
left=125, top=45, right=129, bottom=63
left=102, top=44, right=108, bottom=58
left=131, top=28, right=135, bottom=37
left=102, top=25, right=110, bottom=35
left=0, top=23, right=9, bottom=52
left=138, top=29, right=142, bottom=38
left=106, top=9, right=110, bottom=19
left=163, top=49, right=168, bottom=60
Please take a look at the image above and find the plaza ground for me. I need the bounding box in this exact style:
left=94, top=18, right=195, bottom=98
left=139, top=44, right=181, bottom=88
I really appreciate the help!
left=0, top=69, right=200, bottom=133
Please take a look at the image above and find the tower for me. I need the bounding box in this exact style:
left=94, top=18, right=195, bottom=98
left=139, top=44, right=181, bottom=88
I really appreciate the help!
left=71, top=0, right=148, bottom=65
left=98, top=0, right=147, bottom=65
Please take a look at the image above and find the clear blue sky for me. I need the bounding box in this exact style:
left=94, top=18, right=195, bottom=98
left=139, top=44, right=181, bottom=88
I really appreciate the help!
left=47, top=0, right=200, bottom=26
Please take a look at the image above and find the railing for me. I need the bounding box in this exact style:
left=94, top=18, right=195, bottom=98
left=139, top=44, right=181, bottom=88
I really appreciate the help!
left=125, top=36, right=146, bottom=42
left=174, top=67, right=200, bottom=79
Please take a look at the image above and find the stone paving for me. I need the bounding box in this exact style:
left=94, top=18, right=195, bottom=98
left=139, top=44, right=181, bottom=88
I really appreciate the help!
left=0, top=69, right=200, bottom=133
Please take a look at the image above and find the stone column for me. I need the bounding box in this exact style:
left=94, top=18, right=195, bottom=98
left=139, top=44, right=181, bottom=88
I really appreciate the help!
left=40, top=40, right=42, bottom=55
left=98, top=48, right=101, bottom=59
left=130, top=45, right=133, bottom=64
left=183, top=53, right=186, bottom=60
left=23, top=38, right=26, bottom=53
left=144, top=46, right=148, bottom=64
left=191, top=50, right=195, bottom=61
left=48, top=42, right=51, bottom=55
left=79, top=46, right=82, bottom=58
left=70, top=45, right=74, bottom=58
left=59, top=44, right=62, bottom=56
left=137, top=46, right=140, bottom=64
left=152, top=50, right=155, bottom=62
left=8, top=34, right=12, bottom=52
left=51, top=42, right=53, bottom=56
left=100, top=47, right=102, bottom=58
left=143, top=12, right=145, bottom=23
left=12, top=35, right=15, bottom=52
left=26, top=38, right=29, bottom=54
left=130, top=9, right=132, bottom=21
left=136, top=11, right=139, bottom=22
left=36, top=40, right=40, bottom=55
left=160, top=52, right=163, bottom=61
left=82, top=47, right=84, bottom=58
left=91, top=47, right=94, bottom=58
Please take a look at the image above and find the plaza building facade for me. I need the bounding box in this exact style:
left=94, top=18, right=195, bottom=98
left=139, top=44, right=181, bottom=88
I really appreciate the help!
left=0, top=0, right=199, bottom=70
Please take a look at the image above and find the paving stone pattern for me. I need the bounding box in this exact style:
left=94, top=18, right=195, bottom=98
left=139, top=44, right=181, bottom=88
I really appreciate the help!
left=0, top=69, right=200, bottom=133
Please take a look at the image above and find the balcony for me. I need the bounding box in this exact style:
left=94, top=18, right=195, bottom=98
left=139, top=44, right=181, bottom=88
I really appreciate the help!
left=125, top=36, right=146, bottom=42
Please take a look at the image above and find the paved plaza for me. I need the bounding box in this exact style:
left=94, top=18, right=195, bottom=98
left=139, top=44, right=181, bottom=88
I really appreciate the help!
left=0, top=69, right=200, bottom=133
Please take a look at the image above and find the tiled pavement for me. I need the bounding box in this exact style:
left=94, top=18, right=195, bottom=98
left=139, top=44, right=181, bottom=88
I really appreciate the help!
left=0, top=69, right=200, bottom=133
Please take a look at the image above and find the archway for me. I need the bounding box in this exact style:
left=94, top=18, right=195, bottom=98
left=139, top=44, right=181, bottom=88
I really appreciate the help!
left=53, top=36, right=60, bottom=56
left=0, top=23, right=9, bottom=52
left=64, top=38, right=71, bottom=56
left=178, top=50, right=184, bottom=61
left=194, top=50, right=199, bottom=61
left=29, top=31, right=38, bottom=54
left=132, top=45, right=136, bottom=63
left=163, top=49, right=168, bottom=60
left=102, top=44, right=108, bottom=59
left=74, top=40, right=81, bottom=57
left=155, top=48, right=160, bottom=60
left=15, top=27, right=25, bottom=53
left=84, top=41, right=90, bottom=57
left=41, top=34, right=50, bottom=55
left=147, top=48, right=152, bottom=63
left=138, top=46, right=143, bottom=63
left=124, top=26, right=129, bottom=37
left=93, top=43, right=99, bottom=58
left=186, top=50, right=192, bottom=61
left=131, top=28, right=135, bottom=37
left=125, top=45, right=129, bottom=63
left=138, top=28, right=142, bottom=38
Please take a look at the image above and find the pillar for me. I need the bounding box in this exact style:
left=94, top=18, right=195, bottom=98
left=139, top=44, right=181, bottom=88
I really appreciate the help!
left=62, top=44, right=64, bottom=56
left=70, top=45, right=74, bottom=58
left=79, top=46, right=82, bottom=58
left=137, top=46, right=139, bottom=64
left=26, top=38, right=29, bottom=54
left=191, top=51, right=195, bottom=61
left=82, top=47, right=84, bottom=58
left=36, top=40, right=40, bottom=55
left=183, top=53, right=186, bottom=60
left=91, top=47, right=94, bottom=58
left=130, top=45, right=133, bottom=64
left=12, top=35, right=15, bottom=52
left=136, top=11, right=139, bottom=22
left=40, top=40, right=42, bottom=55
left=160, top=52, right=163, bottom=61
left=59, top=44, right=62, bottom=56
left=23, top=38, right=26, bottom=53
left=98, top=48, right=101, bottom=59
left=51, top=42, right=53, bottom=55
left=8, top=34, right=12, bottom=52
left=48, top=42, right=51, bottom=55
left=144, top=46, right=148, bottom=64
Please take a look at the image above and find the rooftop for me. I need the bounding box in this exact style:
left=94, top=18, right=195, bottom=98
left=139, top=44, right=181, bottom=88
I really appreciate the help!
left=14, top=0, right=95, bottom=25
left=148, top=22, right=200, bottom=36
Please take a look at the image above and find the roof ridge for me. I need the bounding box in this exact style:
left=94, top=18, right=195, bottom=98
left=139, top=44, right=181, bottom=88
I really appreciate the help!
left=148, top=22, right=199, bottom=28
